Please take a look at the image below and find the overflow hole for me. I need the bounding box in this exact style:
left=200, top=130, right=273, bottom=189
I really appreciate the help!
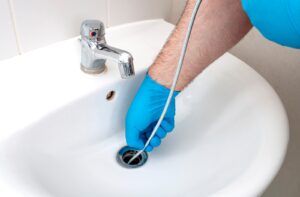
left=106, top=91, right=116, bottom=101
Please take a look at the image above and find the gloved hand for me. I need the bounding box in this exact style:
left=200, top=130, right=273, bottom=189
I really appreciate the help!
left=125, top=73, right=179, bottom=152
left=241, top=0, right=300, bottom=48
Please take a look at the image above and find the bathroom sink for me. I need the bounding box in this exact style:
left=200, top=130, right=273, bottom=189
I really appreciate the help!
left=0, top=20, right=288, bottom=197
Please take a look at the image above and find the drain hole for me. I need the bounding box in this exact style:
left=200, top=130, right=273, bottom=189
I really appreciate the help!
left=122, top=150, right=142, bottom=165
left=117, top=146, right=148, bottom=168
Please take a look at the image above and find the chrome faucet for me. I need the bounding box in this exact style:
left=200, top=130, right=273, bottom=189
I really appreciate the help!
left=80, top=20, right=135, bottom=78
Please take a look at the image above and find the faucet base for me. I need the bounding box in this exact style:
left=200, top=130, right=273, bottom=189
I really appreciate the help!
left=80, top=64, right=107, bottom=75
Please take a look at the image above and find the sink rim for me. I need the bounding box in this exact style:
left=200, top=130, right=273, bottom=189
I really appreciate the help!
left=0, top=54, right=289, bottom=197
left=0, top=19, right=289, bottom=197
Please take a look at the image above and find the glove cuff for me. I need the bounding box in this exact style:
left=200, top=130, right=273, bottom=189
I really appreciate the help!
left=145, top=73, right=180, bottom=97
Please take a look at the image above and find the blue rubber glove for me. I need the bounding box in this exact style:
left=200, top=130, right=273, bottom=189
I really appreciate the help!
left=241, top=0, right=300, bottom=48
left=125, top=73, right=180, bottom=152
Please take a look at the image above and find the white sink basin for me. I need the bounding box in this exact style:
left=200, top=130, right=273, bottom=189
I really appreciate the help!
left=0, top=20, right=289, bottom=197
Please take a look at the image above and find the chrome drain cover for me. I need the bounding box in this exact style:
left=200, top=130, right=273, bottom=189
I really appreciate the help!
left=117, top=146, right=148, bottom=169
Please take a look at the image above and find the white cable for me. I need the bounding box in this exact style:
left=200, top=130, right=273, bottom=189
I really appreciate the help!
left=128, top=0, right=203, bottom=164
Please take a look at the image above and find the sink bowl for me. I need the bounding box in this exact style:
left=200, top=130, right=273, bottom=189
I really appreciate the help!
left=0, top=20, right=288, bottom=197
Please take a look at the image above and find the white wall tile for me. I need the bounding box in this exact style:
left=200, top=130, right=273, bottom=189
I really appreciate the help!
left=11, top=0, right=107, bottom=52
left=0, top=0, right=19, bottom=60
left=108, top=0, right=172, bottom=26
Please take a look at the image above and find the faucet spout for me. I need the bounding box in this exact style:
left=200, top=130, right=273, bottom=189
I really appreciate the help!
left=80, top=20, right=135, bottom=78
left=94, top=44, right=135, bottom=79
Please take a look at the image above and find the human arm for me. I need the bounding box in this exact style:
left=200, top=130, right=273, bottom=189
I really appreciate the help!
left=126, top=0, right=252, bottom=151
left=149, top=0, right=252, bottom=90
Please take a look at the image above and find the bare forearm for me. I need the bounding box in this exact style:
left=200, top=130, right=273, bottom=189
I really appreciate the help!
left=149, top=0, right=252, bottom=90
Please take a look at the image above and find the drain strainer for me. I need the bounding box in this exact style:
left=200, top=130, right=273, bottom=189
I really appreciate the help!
left=117, top=146, right=148, bottom=168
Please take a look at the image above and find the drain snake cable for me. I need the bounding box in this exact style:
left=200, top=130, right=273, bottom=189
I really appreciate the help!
left=128, top=0, right=203, bottom=164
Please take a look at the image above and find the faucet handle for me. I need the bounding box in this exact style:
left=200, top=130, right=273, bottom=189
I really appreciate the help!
left=80, top=20, right=105, bottom=42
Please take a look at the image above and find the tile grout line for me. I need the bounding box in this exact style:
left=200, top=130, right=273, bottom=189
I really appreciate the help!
left=7, top=0, right=23, bottom=54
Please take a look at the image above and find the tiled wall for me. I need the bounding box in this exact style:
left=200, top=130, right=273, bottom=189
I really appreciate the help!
left=108, top=0, right=173, bottom=26
left=0, top=0, right=172, bottom=61
left=168, top=0, right=187, bottom=24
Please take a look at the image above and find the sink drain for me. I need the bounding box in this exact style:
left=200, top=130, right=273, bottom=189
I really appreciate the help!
left=117, top=146, right=148, bottom=168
